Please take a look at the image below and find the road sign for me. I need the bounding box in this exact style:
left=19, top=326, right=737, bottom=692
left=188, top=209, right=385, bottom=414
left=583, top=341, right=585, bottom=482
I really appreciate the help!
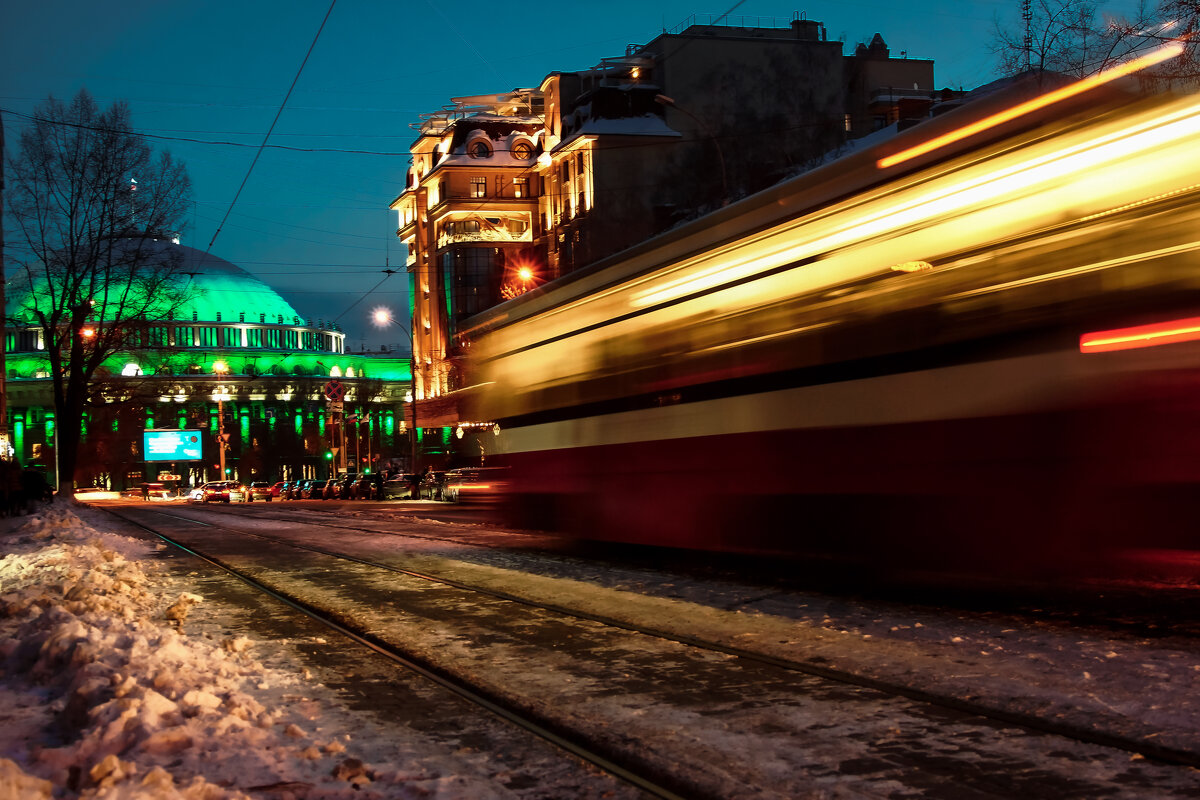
left=328, top=400, right=343, bottom=412
left=323, top=379, right=345, bottom=401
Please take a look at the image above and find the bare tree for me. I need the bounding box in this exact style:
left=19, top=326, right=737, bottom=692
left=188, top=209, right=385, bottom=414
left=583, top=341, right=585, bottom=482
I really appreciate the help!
left=1143, top=0, right=1200, bottom=85
left=4, top=89, right=193, bottom=494
left=992, top=0, right=1156, bottom=80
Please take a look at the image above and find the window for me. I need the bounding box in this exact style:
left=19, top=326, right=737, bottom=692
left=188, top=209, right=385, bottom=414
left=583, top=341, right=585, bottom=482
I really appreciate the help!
left=469, top=140, right=490, bottom=158
left=441, top=247, right=502, bottom=333
left=512, top=141, right=533, bottom=159
left=446, top=219, right=481, bottom=237
left=513, top=177, right=528, bottom=198
left=246, top=328, right=263, bottom=348
left=470, top=177, right=487, bottom=198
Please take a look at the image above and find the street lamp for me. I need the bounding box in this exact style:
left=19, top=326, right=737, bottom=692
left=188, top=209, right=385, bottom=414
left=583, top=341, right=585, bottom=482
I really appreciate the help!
left=213, top=360, right=230, bottom=480
left=372, top=308, right=419, bottom=473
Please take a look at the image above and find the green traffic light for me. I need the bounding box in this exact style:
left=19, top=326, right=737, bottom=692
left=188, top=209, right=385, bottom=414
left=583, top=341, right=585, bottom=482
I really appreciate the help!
left=324, top=451, right=333, bottom=460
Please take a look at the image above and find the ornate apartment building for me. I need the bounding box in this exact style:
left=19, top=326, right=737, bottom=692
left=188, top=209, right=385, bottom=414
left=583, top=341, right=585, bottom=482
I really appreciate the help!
left=390, top=14, right=937, bottom=426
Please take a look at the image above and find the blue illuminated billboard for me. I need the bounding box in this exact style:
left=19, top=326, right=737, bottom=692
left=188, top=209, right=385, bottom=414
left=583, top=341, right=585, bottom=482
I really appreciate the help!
left=144, top=429, right=204, bottom=462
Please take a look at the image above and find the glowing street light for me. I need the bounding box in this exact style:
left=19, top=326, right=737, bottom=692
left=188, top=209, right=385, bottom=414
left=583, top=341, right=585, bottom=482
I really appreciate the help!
left=372, top=308, right=419, bottom=472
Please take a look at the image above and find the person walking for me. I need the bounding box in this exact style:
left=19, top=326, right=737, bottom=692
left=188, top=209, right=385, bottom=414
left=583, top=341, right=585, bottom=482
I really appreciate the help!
left=140, top=482, right=150, bottom=502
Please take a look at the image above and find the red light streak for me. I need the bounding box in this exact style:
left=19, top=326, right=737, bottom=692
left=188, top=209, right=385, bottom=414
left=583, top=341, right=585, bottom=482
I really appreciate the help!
left=1079, top=317, right=1200, bottom=353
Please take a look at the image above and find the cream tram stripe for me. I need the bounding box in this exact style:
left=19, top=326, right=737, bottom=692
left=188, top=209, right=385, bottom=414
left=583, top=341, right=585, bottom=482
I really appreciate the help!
left=495, top=349, right=1120, bottom=456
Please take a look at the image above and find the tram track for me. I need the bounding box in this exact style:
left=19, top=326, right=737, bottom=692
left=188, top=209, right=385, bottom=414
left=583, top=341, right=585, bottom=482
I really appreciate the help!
left=104, top=504, right=689, bottom=800
left=99, top=504, right=1200, bottom=797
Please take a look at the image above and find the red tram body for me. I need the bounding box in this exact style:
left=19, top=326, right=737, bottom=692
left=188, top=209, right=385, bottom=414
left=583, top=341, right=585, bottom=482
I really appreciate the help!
left=461, top=75, right=1200, bottom=575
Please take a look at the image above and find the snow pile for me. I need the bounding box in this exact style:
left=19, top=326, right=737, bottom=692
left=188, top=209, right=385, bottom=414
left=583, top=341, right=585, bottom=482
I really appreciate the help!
left=0, top=506, right=494, bottom=799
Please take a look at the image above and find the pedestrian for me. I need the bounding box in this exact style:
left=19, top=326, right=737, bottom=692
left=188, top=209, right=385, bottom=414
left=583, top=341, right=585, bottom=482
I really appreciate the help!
left=141, top=482, right=150, bottom=501
left=4, top=461, right=23, bottom=517
left=19, top=468, right=49, bottom=514
left=420, top=465, right=435, bottom=500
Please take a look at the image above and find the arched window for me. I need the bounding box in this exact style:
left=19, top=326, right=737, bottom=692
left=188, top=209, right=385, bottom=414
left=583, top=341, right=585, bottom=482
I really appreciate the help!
left=293, top=365, right=308, bottom=376
left=468, top=139, right=491, bottom=158
left=512, top=140, right=533, bottom=159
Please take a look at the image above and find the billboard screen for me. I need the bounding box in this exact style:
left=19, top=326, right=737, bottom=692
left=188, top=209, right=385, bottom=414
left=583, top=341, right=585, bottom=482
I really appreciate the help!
left=144, top=430, right=204, bottom=462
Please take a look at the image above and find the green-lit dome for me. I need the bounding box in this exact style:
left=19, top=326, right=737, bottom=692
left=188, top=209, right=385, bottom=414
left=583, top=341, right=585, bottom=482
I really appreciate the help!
left=173, top=243, right=305, bottom=324
left=4, top=240, right=305, bottom=325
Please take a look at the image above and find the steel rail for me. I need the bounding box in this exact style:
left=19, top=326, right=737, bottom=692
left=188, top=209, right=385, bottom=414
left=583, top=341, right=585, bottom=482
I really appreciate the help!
left=102, top=506, right=692, bottom=800
left=110, top=504, right=1200, bottom=772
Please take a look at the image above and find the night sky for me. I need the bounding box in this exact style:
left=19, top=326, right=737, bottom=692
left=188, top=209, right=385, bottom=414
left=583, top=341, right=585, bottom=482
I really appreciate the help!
left=2, top=1, right=1035, bottom=348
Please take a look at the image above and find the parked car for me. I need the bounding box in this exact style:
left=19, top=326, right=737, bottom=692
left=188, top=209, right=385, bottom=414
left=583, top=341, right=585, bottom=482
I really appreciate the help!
left=281, top=480, right=303, bottom=500
left=248, top=481, right=273, bottom=502
left=442, top=467, right=509, bottom=504
left=299, top=479, right=325, bottom=500
left=200, top=481, right=245, bottom=503
left=378, top=475, right=415, bottom=500
left=121, top=482, right=172, bottom=500
left=343, top=475, right=373, bottom=500
left=270, top=481, right=286, bottom=498
left=417, top=471, right=446, bottom=500
left=320, top=476, right=347, bottom=499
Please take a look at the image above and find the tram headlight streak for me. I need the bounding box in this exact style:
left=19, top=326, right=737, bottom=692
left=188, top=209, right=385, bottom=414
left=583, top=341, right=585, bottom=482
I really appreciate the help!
left=629, top=100, right=1200, bottom=311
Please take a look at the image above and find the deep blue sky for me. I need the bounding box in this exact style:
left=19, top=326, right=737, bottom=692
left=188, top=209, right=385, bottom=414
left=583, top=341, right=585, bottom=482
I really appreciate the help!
left=2, top=1, right=1025, bottom=349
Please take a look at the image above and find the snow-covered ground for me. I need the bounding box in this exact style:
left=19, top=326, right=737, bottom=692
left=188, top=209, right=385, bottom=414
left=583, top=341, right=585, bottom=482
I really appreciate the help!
left=5, top=501, right=1200, bottom=798
left=0, top=504, right=552, bottom=799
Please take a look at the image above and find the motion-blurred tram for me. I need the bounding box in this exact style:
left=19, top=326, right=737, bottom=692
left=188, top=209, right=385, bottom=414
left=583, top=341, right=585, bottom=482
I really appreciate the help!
left=462, top=71, right=1200, bottom=575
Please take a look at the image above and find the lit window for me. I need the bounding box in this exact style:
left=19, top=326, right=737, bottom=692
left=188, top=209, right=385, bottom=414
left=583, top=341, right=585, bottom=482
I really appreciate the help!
left=470, top=177, right=487, bottom=198
left=512, top=141, right=533, bottom=159
left=514, top=177, right=528, bottom=198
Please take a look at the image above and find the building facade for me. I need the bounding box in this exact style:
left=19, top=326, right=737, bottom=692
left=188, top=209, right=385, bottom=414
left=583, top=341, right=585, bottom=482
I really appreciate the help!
left=391, top=14, right=938, bottom=428
left=4, top=242, right=423, bottom=490
left=392, top=91, right=544, bottom=409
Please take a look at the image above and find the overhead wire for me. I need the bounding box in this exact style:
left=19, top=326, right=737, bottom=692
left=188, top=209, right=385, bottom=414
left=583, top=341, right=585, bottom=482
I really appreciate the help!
left=204, top=0, right=338, bottom=255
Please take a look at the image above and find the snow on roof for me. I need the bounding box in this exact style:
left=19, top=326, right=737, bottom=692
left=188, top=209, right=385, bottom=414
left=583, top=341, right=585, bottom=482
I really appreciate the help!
left=565, top=114, right=681, bottom=139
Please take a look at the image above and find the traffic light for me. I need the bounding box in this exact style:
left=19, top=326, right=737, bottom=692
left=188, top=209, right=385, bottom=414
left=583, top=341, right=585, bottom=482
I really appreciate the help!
left=224, top=467, right=231, bottom=475
left=324, top=451, right=333, bottom=460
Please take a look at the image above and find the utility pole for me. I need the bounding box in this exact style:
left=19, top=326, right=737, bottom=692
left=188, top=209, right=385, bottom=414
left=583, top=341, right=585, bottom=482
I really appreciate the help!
left=0, top=110, right=8, bottom=463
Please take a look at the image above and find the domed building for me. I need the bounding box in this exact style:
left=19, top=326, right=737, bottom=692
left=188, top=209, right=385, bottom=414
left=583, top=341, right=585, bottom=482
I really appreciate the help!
left=4, top=242, right=421, bottom=491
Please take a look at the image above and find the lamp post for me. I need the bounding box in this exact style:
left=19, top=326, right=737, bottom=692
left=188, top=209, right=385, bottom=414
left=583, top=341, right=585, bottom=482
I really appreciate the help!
left=372, top=309, right=419, bottom=473
left=213, top=360, right=230, bottom=480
